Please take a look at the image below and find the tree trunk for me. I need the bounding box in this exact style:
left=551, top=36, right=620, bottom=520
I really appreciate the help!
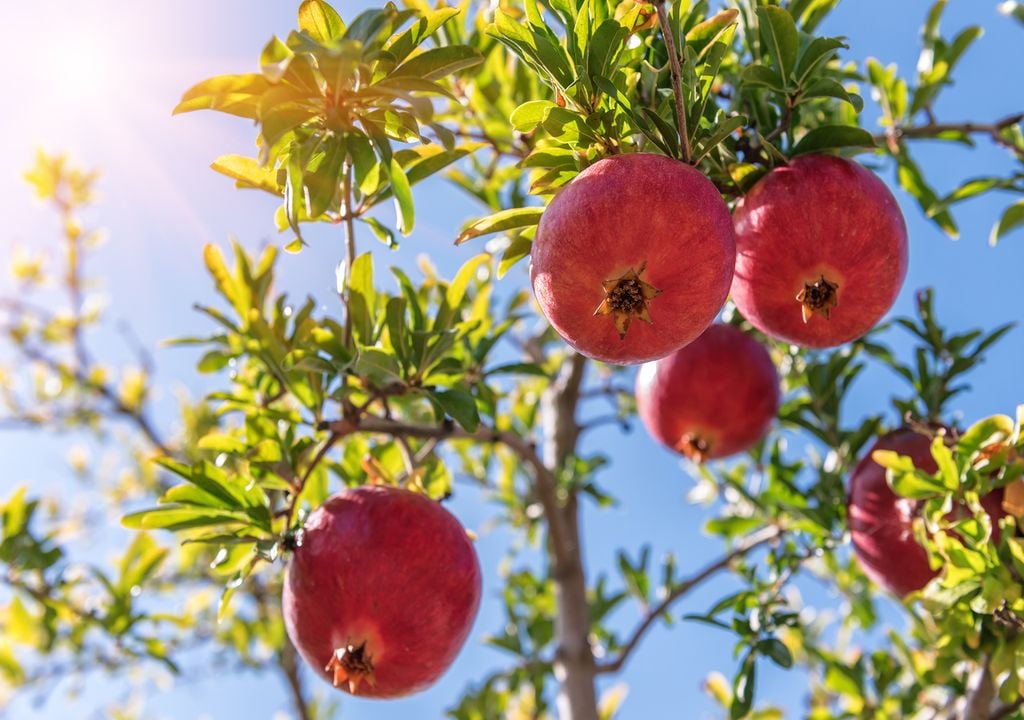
left=541, top=354, right=600, bottom=720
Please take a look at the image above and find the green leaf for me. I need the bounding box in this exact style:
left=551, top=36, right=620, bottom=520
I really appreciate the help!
left=873, top=449, right=946, bottom=499
left=930, top=436, right=960, bottom=491
left=757, top=638, right=793, bottom=669
left=457, top=207, right=544, bottom=245
left=800, top=78, right=863, bottom=112
left=740, top=65, right=785, bottom=92
left=757, top=6, right=799, bottom=84
left=430, top=388, right=480, bottom=432
left=499, top=234, right=533, bottom=278
left=990, top=200, right=1024, bottom=246
left=510, top=100, right=559, bottom=132
left=790, top=125, right=875, bottom=156
left=388, top=158, right=414, bottom=235
left=896, top=152, right=958, bottom=239
left=210, top=154, right=283, bottom=195
left=447, top=254, right=490, bottom=310
left=359, top=216, right=398, bottom=249
left=173, top=74, right=271, bottom=118
left=260, top=36, right=294, bottom=83
left=122, top=506, right=255, bottom=532
left=390, top=46, right=483, bottom=81
left=685, top=9, right=740, bottom=59
left=298, top=0, right=345, bottom=43
left=794, top=37, right=847, bottom=83
left=386, top=8, right=460, bottom=63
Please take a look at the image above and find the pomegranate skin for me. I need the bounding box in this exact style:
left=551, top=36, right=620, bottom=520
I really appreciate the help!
left=848, top=430, right=1005, bottom=597
left=731, top=154, right=908, bottom=348
left=530, top=153, right=736, bottom=365
left=283, top=486, right=481, bottom=698
left=635, top=324, right=779, bottom=460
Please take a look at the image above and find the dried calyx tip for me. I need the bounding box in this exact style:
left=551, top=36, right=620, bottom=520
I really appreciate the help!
left=796, top=275, right=839, bottom=323
left=326, top=642, right=377, bottom=694
left=678, top=433, right=710, bottom=462
left=594, top=262, right=662, bottom=339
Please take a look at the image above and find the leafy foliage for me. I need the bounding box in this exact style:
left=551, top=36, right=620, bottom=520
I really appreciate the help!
left=3, top=0, right=1024, bottom=719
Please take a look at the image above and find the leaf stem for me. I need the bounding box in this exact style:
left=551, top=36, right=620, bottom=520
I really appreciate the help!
left=655, top=0, right=693, bottom=163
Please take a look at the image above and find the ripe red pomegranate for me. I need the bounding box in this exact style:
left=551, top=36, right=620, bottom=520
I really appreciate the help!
left=848, top=429, right=1006, bottom=597
left=530, top=153, right=736, bottom=365
left=283, top=485, right=481, bottom=698
left=731, top=155, right=908, bottom=348
left=635, top=324, right=779, bottom=461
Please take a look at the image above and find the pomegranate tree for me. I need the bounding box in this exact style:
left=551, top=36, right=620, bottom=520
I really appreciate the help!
left=530, top=153, right=736, bottom=365
left=283, top=486, right=481, bottom=698
left=635, top=324, right=779, bottom=461
left=731, top=155, right=909, bottom=349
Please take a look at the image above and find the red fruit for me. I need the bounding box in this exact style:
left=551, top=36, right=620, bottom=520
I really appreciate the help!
left=635, top=324, right=779, bottom=461
left=731, top=154, right=908, bottom=348
left=530, top=153, right=736, bottom=365
left=283, top=486, right=481, bottom=698
left=848, top=429, right=1006, bottom=597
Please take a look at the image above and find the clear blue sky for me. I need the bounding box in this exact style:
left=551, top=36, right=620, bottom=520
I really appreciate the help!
left=1, top=1, right=1022, bottom=718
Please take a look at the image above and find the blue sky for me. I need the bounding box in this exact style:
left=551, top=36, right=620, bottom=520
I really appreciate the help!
left=1, top=1, right=1022, bottom=718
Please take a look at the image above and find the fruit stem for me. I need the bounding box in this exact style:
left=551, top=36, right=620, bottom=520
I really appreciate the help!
left=654, top=0, right=693, bottom=163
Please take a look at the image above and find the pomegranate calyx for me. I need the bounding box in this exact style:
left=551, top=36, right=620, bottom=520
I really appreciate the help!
left=325, top=642, right=376, bottom=694
left=796, top=274, right=839, bottom=323
left=677, top=433, right=711, bottom=463
left=593, top=262, right=662, bottom=339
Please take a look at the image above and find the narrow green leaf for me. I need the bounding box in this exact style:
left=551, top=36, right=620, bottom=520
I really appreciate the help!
left=990, top=200, right=1024, bottom=246
left=790, top=124, right=875, bottom=156
left=173, top=74, right=271, bottom=118
left=210, top=155, right=283, bottom=195
left=390, top=46, right=483, bottom=81
left=447, top=254, right=490, bottom=310
left=757, top=6, right=799, bottom=83
left=457, top=207, right=544, bottom=245
left=388, top=158, right=414, bottom=235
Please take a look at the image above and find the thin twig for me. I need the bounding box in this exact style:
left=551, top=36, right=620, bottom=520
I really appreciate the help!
left=883, top=112, right=1024, bottom=161
left=341, top=157, right=356, bottom=348
left=595, top=524, right=783, bottom=675
left=324, top=414, right=574, bottom=568
left=655, top=0, right=693, bottom=163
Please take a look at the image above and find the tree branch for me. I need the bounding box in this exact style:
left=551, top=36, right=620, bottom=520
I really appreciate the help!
left=279, top=643, right=313, bottom=720
left=654, top=0, right=693, bottom=163
left=962, top=655, right=995, bottom=720
left=322, top=415, right=574, bottom=566
left=883, top=112, right=1024, bottom=161
left=596, top=524, right=783, bottom=675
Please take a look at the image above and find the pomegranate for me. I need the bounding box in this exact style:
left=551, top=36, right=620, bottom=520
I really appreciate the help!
left=530, top=153, right=736, bottom=365
left=635, top=324, right=780, bottom=461
left=731, top=154, right=908, bottom=348
left=848, top=429, right=1006, bottom=597
left=283, top=485, right=481, bottom=698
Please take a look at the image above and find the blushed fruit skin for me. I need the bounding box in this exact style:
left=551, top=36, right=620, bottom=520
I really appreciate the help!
left=731, top=154, right=908, bottom=348
left=283, top=485, right=481, bottom=699
left=848, top=429, right=1006, bottom=597
left=635, top=324, right=780, bottom=460
left=530, top=153, right=736, bottom=365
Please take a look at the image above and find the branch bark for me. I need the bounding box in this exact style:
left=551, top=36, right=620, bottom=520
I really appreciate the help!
left=882, top=112, right=1024, bottom=161
left=963, top=656, right=995, bottom=720
left=279, top=643, right=313, bottom=720
left=540, top=353, right=600, bottom=720
left=654, top=0, right=692, bottom=163
left=596, top=524, right=782, bottom=675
